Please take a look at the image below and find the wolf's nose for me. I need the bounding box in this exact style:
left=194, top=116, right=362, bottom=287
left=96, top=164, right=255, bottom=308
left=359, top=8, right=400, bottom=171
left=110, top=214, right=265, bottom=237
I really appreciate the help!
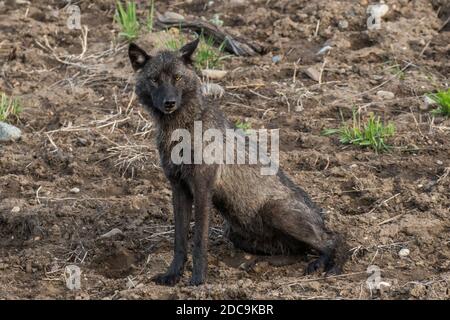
left=164, top=100, right=176, bottom=110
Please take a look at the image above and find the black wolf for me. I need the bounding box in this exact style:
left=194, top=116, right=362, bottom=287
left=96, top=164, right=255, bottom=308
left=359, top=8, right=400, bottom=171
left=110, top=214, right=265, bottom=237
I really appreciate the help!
left=129, top=39, right=347, bottom=286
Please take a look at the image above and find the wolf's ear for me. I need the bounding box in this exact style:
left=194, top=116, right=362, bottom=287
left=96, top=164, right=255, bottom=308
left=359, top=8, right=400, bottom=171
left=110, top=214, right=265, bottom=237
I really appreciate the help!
left=129, top=43, right=151, bottom=71
left=180, top=38, right=200, bottom=64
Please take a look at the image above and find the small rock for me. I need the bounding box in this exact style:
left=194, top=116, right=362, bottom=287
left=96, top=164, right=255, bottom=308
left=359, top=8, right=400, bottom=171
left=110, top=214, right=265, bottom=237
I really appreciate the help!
left=338, top=20, right=349, bottom=30
left=201, top=69, right=227, bottom=80
left=376, top=90, right=395, bottom=100
left=399, top=248, right=410, bottom=257
left=161, top=11, right=185, bottom=22
left=436, top=160, right=443, bottom=165
left=11, top=206, right=20, bottom=213
left=420, top=95, right=437, bottom=111
left=304, top=66, right=321, bottom=82
left=317, top=45, right=332, bottom=55
left=272, top=55, right=282, bottom=63
left=70, top=187, right=80, bottom=194
left=99, top=228, right=124, bottom=239
left=0, top=121, right=21, bottom=142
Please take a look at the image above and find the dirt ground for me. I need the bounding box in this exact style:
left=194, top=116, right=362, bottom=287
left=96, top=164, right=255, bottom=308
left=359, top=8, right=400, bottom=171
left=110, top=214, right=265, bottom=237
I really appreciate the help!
left=0, top=0, right=449, bottom=299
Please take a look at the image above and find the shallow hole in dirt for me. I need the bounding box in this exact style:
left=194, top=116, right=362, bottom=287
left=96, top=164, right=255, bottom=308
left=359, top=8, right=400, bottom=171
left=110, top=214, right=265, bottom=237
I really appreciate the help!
left=349, top=33, right=377, bottom=50
left=92, top=244, right=142, bottom=279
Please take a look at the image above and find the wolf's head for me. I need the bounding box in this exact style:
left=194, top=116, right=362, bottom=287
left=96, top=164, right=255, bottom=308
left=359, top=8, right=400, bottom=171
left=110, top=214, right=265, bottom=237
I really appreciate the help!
left=128, top=39, right=200, bottom=116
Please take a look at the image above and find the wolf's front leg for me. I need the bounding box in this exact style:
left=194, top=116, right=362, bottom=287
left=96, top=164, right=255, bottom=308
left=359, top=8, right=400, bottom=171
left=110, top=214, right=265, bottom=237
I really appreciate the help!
left=153, top=181, right=192, bottom=286
left=190, top=177, right=212, bottom=286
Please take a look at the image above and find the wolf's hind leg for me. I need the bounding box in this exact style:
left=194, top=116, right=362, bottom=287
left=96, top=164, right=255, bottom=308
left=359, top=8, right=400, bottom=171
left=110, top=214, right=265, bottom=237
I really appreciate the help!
left=268, top=203, right=347, bottom=274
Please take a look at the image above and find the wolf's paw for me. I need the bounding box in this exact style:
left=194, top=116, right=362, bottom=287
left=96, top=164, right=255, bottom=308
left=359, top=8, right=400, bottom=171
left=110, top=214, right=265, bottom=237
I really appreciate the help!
left=189, top=273, right=206, bottom=286
left=324, top=264, right=342, bottom=276
left=152, top=272, right=181, bottom=286
left=305, top=256, right=327, bottom=275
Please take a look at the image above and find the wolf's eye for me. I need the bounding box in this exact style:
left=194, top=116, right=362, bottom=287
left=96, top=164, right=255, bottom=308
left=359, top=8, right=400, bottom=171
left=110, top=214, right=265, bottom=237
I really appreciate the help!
left=175, top=74, right=182, bottom=81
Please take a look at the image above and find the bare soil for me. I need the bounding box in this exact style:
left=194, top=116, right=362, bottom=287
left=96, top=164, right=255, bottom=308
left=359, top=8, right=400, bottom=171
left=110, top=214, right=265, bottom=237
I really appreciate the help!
left=0, top=0, right=449, bottom=299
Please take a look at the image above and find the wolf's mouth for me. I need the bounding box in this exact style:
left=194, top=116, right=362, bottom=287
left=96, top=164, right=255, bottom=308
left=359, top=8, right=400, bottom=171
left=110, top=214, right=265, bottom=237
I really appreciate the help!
left=164, top=108, right=176, bottom=114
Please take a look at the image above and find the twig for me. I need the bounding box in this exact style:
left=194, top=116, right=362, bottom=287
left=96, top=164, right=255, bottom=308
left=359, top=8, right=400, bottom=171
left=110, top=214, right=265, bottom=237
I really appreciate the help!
left=283, top=271, right=367, bottom=286
left=225, top=83, right=265, bottom=90
left=365, top=193, right=401, bottom=215
left=314, top=19, right=321, bottom=37
left=378, top=213, right=404, bottom=226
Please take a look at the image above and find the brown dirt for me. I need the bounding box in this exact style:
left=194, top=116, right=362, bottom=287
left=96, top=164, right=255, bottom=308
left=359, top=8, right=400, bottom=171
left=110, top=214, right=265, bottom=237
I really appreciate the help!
left=0, top=0, right=449, bottom=300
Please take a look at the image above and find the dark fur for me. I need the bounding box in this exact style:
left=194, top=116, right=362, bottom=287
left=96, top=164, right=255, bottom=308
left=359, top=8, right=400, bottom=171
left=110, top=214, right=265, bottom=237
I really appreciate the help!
left=129, top=40, right=348, bottom=286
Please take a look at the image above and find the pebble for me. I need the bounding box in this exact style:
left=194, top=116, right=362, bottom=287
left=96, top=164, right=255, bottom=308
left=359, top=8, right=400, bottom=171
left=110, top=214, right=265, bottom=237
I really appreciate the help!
left=304, top=66, right=321, bottom=82
left=0, top=121, right=21, bottom=142
left=161, top=11, right=185, bottom=22
left=11, top=206, right=20, bottom=213
left=399, top=248, right=410, bottom=257
left=70, top=187, right=80, bottom=194
left=376, top=90, right=395, bottom=100
left=338, top=20, right=349, bottom=30
left=317, top=45, right=332, bottom=55
left=436, top=160, right=443, bottom=165
left=272, top=55, right=282, bottom=63
left=99, top=228, right=124, bottom=239
left=420, top=95, right=437, bottom=111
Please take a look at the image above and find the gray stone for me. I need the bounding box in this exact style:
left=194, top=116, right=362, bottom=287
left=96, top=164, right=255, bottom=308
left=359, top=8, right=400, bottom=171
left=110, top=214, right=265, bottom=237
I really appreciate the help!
left=304, top=66, right=321, bottom=82
left=0, top=121, right=21, bottom=142
left=376, top=90, right=395, bottom=100
left=161, top=11, right=185, bottom=22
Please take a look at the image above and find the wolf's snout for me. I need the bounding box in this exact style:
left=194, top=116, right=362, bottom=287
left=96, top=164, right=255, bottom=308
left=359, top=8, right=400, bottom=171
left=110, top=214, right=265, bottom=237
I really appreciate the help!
left=164, top=100, right=177, bottom=111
